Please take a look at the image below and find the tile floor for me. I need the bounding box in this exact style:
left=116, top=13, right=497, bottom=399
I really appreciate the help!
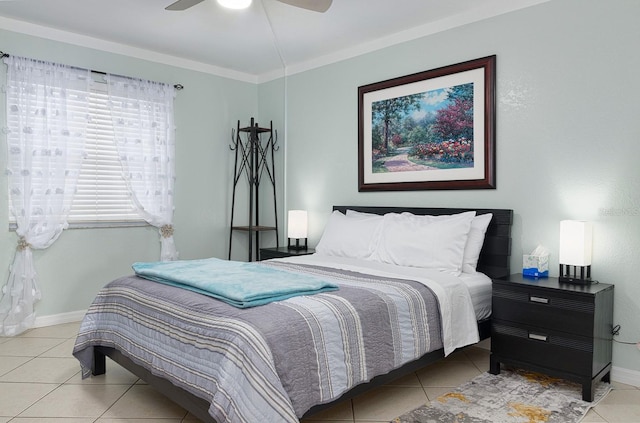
left=1, top=322, right=639, bottom=422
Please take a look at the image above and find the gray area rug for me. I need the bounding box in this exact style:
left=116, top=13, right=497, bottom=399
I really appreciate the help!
left=393, top=368, right=611, bottom=423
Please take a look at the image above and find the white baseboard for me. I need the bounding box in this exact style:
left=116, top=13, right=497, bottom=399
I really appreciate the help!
left=34, top=309, right=87, bottom=328
left=611, top=366, right=640, bottom=388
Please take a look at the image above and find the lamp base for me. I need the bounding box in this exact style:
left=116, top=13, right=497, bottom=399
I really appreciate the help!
left=558, top=276, right=592, bottom=285
left=559, top=264, right=592, bottom=285
left=288, top=238, right=307, bottom=251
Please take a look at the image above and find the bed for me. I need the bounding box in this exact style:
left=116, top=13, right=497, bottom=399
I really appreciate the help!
left=73, top=206, right=513, bottom=423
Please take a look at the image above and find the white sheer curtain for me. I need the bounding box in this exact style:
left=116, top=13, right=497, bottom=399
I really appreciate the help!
left=0, top=56, right=90, bottom=336
left=107, top=74, right=178, bottom=261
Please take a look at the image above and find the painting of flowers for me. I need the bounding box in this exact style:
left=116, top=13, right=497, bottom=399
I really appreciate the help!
left=358, top=56, right=496, bottom=191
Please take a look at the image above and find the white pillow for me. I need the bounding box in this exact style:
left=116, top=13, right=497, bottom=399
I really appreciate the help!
left=462, top=213, right=493, bottom=273
left=397, top=211, right=492, bottom=273
left=315, top=210, right=383, bottom=259
left=375, top=211, right=475, bottom=275
left=345, top=209, right=378, bottom=218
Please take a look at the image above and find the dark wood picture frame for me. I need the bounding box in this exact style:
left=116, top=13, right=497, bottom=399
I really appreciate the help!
left=358, top=55, right=496, bottom=191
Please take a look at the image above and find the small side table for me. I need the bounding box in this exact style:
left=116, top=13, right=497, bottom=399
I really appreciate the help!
left=490, top=273, right=614, bottom=402
left=259, top=247, right=316, bottom=261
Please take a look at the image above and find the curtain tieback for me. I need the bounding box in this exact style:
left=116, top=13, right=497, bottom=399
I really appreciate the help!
left=160, top=224, right=174, bottom=238
left=17, top=237, right=31, bottom=251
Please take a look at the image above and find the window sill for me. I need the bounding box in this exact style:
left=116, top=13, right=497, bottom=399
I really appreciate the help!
left=9, top=221, right=150, bottom=231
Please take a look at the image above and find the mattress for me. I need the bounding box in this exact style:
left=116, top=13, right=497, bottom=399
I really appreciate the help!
left=280, top=255, right=492, bottom=321
left=459, top=271, right=492, bottom=320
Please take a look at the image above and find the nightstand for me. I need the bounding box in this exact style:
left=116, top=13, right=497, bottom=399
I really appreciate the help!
left=489, top=274, right=614, bottom=401
left=259, top=246, right=316, bottom=261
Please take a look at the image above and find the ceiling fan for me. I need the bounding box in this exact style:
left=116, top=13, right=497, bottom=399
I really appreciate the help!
left=165, top=0, right=332, bottom=13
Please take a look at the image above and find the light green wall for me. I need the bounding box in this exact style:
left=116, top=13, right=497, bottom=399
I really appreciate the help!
left=0, top=29, right=258, bottom=315
left=283, top=0, right=640, bottom=372
left=256, top=77, right=286, bottom=255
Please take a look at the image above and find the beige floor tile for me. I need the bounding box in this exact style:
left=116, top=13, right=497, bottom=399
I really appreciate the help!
left=416, top=360, right=481, bottom=388
left=11, top=419, right=95, bottom=422
left=183, top=413, right=204, bottom=422
left=582, top=408, right=607, bottom=422
left=0, top=357, right=80, bottom=383
left=475, top=338, right=491, bottom=350
left=19, top=322, right=81, bottom=339
left=472, top=362, right=490, bottom=373
left=423, top=386, right=453, bottom=401
left=0, top=418, right=8, bottom=423
left=0, top=382, right=57, bottom=417
left=462, top=346, right=490, bottom=372
left=352, top=386, right=427, bottom=422
left=0, top=337, right=66, bottom=357
left=303, top=398, right=353, bottom=421
left=19, top=383, right=131, bottom=418
left=65, top=357, right=139, bottom=385
left=441, top=348, right=469, bottom=361
left=0, top=355, right=31, bottom=376
left=301, top=420, right=352, bottom=423
left=385, top=371, right=422, bottom=387
left=40, top=338, right=77, bottom=358
left=611, top=380, right=639, bottom=390
left=101, top=384, right=188, bottom=419
left=96, top=419, right=183, bottom=422
left=592, top=388, right=640, bottom=422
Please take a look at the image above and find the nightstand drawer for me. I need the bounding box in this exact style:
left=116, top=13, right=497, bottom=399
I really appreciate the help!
left=492, top=284, right=595, bottom=337
left=492, top=320, right=594, bottom=376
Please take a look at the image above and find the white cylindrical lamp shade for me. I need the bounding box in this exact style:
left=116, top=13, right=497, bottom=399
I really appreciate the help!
left=559, top=220, right=593, bottom=266
left=288, top=210, right=308, bottom=239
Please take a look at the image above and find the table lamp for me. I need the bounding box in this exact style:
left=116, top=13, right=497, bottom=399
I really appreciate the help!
left=287, top=210, right=308, bottom=251
left=559, top=220, right=593, bottom=284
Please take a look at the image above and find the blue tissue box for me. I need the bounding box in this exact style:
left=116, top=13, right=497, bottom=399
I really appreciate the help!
left=523, top=254, right=549, bottom=278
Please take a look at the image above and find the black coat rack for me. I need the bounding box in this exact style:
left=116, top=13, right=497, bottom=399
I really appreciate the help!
left=228, top=118, right=279, bottom=261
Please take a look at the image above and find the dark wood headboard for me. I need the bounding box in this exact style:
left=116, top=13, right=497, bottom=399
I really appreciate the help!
left=332, top=206, right=513, bottom=280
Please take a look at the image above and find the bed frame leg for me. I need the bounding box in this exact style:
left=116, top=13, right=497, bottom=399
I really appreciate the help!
left=92, top=348, right=106, bottom=376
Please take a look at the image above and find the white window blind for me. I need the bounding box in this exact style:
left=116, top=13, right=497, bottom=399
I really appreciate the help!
left=70, top=80, right=142, bottom=226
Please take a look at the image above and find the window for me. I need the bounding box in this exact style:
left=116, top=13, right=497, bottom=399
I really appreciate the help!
left=8, top=75, right=144, bottom=228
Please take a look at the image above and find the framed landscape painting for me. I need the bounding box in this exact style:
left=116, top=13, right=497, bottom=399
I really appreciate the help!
left=358, top=55, right=496, bottom=191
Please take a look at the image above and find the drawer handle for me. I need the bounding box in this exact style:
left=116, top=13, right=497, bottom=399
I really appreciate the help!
left=528, top=332, right=548, bottom=342
left=530, top=296, right=549, bottom=304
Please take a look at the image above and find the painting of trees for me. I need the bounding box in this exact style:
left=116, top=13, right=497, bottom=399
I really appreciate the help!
left=433, top=84, right=474, bottom=142
left=372, top=94, right=422, bottom=154
left=370, top=82, right=475, bottom=173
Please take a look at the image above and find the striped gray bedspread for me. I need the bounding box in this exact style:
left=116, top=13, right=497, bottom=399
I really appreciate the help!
left=73, top=261, right=443, bottom=423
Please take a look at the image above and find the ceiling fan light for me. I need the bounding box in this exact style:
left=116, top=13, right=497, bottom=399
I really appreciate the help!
left=217, top=0, right=252, bottom=9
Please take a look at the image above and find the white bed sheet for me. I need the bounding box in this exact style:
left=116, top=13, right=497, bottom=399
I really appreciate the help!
left=459, top=272, right=493, bottom=321
left=276, top=254, right=480, bottom=356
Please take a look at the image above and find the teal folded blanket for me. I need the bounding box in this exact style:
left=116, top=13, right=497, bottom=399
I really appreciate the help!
left=132, top=258, right=339, bottom=308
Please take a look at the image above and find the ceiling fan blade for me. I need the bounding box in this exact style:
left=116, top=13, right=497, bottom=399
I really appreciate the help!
left=275, top=0, right=332, bottom=13
left=165, top=0, right=205, bottom=11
